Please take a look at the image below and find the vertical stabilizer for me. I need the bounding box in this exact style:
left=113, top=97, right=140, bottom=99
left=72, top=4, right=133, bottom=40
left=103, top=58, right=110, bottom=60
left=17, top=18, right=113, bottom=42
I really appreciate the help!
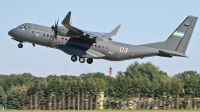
left=164, top=16, right=198, bottom=53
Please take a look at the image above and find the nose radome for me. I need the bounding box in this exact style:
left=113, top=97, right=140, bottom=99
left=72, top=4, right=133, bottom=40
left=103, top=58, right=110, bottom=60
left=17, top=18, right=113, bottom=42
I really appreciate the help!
left=8, top=29, right=15, bottom=37
left=8, top=30, right=11, bottom=36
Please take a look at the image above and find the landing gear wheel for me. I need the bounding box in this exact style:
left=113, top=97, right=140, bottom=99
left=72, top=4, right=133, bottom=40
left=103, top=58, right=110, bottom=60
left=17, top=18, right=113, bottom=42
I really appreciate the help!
left=87, top=58, right=93, bottom=64
left=18, top=43, right=23, bottom=48
left=71, top=55, right=77, bottom=62
left=79, top=57, right=85, bottom=63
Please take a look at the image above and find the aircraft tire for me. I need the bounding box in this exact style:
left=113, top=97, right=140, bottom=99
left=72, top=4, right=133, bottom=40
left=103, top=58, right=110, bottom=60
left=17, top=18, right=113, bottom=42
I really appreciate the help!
left=71, top=55, right=77, bottom=62
left=87, top=58, right=93, bottom=64
left=79, top=57, right=85, bottom=63
left=18, top=43, right=23, bottom=48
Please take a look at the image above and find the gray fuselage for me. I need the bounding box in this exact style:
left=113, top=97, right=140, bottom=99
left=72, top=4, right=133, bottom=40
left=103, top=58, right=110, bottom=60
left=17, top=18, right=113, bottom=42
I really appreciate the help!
left=8, top=23, right=160, bottom=61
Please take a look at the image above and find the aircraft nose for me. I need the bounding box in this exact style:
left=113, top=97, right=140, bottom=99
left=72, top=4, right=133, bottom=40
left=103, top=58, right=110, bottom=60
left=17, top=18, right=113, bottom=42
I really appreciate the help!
left=8, top=29, right=15, bottom=37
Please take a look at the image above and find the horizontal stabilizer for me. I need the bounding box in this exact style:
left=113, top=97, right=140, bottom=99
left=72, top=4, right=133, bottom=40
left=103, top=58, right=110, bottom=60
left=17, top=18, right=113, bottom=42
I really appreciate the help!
left=158, top=50, right=188, bottom=57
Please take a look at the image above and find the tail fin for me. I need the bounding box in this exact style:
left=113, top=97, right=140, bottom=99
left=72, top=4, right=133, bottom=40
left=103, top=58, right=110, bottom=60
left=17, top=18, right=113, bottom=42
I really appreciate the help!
left=164, top=15, right=198, bottom=53
left=141, top=16, right=198, bottom=54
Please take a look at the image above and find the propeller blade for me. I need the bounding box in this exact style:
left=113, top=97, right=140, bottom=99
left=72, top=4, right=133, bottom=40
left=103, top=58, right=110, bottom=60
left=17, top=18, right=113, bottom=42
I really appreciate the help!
left=51, top=18, right=60, bottom=40
left=56, top=18, right=59, bottom=27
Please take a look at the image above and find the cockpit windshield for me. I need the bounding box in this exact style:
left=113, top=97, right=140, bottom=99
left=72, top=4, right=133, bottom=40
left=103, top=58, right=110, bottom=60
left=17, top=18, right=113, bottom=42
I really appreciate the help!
left=18, top=25, right=27, bottom=30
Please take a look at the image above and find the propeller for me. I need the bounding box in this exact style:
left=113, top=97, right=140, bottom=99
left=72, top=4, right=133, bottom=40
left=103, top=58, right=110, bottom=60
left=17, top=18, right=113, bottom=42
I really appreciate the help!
left=51, top=18, right=59, bottom=45
left=51, top=18, right=59, bottom=39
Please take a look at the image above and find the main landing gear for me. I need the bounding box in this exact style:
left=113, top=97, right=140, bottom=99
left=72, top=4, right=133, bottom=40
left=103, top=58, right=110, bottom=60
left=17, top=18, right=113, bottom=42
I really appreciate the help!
left=18, top=43, right=23, bottom=48
left=79, top=57, right=85, bottom=63
left=71, top=55, right=78, bottom=62
left=86, top=58, right=93, bottom=64
left=71, top=55, right=93, bottom=64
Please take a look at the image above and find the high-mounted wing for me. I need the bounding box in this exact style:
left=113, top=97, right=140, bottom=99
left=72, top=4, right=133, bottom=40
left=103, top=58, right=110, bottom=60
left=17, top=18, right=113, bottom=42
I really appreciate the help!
left=61, top=11, right=83, bottom=35
left=60, top=11, right=120, bottom=40
left=109, top=25, right=121, bottom=36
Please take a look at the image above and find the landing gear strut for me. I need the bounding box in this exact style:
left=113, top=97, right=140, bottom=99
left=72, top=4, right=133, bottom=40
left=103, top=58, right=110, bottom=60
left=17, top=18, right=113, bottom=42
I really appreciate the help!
left=18, top=43, right=23, bottom=48
left=71, top=55, right=77, bottom=62
left=87, top=58, right=93, bottom=64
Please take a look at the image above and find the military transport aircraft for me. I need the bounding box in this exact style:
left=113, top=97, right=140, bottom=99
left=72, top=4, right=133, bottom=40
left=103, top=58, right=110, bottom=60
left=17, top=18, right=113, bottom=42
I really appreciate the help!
left=8, top=11, right=198, bottom=64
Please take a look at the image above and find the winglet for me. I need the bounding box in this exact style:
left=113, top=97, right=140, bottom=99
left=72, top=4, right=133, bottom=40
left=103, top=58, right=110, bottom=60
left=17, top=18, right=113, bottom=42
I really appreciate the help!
left=62, top=11, right=71, bottom=25
left=109, top=25, right=121, bottom=36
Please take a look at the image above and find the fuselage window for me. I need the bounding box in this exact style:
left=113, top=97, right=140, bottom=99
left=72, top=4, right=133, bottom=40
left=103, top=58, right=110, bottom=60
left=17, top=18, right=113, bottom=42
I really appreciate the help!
left=65, top=38, right=68, bottom=41
left=106, top=47, right=108, bottom=50
left=47, top=34, right=49, bottom=37
left=32, top=31, right=34, bottom=33
left=50, top=35, right=52, bottom=38
left=43, top=33, right=45, bottom=36
left=98, top=46, right=101, bottom=48
left=95, top=45, right=97, bottom=47
left=102, top=46, right=104, bottom=49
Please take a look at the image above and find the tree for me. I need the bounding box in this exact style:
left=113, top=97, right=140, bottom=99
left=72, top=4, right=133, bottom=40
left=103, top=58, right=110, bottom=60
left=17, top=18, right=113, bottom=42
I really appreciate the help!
left=171, top=75, right=183, bottom=109
left=0, top=86, right=5, bottom=107
left=178, top=71, right=200, bottom=97
left=7, top=85, right=27, bottom=110
left=27, top=77, right=41, bottom=110
left=39, top=80, right=48, bottom=110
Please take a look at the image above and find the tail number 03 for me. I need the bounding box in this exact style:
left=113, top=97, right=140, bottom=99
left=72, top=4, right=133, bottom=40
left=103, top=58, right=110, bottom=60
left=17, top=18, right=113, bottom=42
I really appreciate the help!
left=120, top=47, right=128, bottom=53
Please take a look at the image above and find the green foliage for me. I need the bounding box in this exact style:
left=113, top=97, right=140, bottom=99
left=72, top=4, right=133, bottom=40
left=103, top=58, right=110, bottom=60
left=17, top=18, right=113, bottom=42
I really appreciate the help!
left=0, top=86, right=5, bottom=106
left=7, top=85, right=27, bottom=110
left=0, top=62, right=199, bottom=110
left=178, top=71, right=200, bottom=97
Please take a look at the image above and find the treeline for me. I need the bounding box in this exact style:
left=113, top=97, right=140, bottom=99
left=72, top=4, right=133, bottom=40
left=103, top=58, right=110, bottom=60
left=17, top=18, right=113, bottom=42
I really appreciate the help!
left=0, top=61, right=200, bottom=110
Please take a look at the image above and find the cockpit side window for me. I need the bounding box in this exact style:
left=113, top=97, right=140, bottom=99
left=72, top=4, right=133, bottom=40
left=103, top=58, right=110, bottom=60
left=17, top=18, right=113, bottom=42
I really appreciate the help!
left=19, top=26, right=27, bottom=30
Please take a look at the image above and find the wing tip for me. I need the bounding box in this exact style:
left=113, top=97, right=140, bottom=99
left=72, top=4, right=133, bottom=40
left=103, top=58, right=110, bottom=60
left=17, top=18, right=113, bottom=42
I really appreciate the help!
left=110, top=24, right=121, bottom=36
left=62, top=11, right=71, bottom=25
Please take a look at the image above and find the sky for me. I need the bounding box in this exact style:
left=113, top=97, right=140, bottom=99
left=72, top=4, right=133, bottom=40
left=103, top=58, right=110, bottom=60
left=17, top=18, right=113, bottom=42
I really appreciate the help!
left=0, top=0, right=200, bottom=77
